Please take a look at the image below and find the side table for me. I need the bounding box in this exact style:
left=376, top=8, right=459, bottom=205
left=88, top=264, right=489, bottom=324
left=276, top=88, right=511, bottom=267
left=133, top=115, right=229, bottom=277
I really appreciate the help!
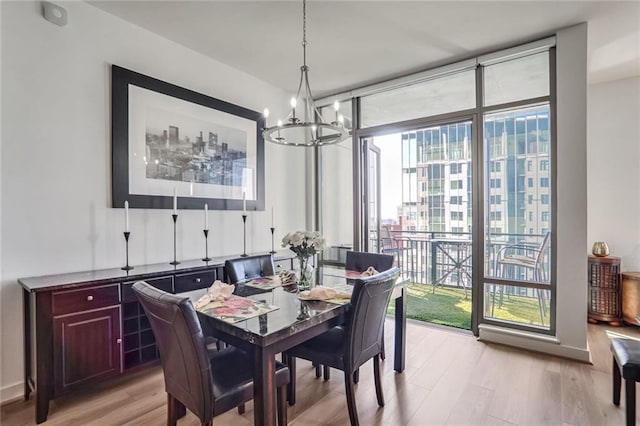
left=622, top=272, right=640, bottom=326
left=588, top=255, right=621, bottom=326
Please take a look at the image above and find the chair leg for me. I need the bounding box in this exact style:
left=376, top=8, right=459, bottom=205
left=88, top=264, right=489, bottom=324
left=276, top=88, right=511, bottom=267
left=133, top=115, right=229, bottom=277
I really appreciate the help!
left=167, top=393, right=182, bottom=426
left=277, top=385, right=288, bottom=426
left=287, top=356, right=296, bottom=406
left=323, top=365, right=330, bottom=381
left=315, top=363, right=322, bottom=378
left=614, top=358, right=622, bottom=405
left=237, top=403, right=246, bottom=414
left=353, top=369, right=359, bottom=384
left=625, top=379, right=636, bottom=426
left=373, top=354, right=384, bottom=406
left=380, top=331, right=386, bottom=361
left=344, top=371, right=359, bottom=426
left=534, top=289, right=544, bottom=326
left=176, top=398, right=186, bottom=419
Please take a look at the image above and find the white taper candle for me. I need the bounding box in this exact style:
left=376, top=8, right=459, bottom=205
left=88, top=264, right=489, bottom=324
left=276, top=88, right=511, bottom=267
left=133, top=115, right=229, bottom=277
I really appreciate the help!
left=242, top=192, right=247, bottom=214
left=173, top=187, right=177, bottom=214
left=204, top=203, right=209, bottom=230
left=124, top=201, right=129, bottom=232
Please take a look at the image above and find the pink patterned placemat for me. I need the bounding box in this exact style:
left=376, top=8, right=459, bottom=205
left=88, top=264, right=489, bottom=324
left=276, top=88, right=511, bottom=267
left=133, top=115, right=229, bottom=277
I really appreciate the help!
left=345, top=270, right=363, bottom=279
left=244, top=275, right=283, bottom=290
left=196, top=295, right=279, bottom=324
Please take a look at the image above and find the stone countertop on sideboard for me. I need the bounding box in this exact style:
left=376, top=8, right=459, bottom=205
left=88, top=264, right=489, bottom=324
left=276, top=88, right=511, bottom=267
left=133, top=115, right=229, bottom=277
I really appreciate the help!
left=18, top=250, right=294, bottom=292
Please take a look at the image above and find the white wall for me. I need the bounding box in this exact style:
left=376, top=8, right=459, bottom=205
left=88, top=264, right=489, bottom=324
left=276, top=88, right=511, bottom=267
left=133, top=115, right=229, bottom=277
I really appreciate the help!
left=480, top=23, right=590, bottom=361
left=321, top=140, right=354, bottom=248
left=0, top=0, right=305, bottom=401
left=588, top=76, right=640, bottom=271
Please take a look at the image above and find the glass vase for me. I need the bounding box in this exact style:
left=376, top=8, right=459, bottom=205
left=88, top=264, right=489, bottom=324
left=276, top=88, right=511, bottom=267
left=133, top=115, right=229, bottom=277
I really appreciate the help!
left=297, top=256, right=315, bottom=291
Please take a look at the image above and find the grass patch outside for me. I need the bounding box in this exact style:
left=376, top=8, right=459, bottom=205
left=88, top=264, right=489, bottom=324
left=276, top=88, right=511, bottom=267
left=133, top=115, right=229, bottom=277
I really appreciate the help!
left=388, top=283, right=549, bottom=330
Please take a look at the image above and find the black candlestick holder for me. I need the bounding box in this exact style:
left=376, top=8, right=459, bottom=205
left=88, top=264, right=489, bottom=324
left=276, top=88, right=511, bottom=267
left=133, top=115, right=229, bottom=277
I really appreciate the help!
left=270, top=227, right=276, bottom=254
left=202, top=229, right=212, bottom=262
left=170, top=214, right=180, bottom=265
left=121, top=231, right=134, bottom=271
left=241, top=214, right=248, bottom=257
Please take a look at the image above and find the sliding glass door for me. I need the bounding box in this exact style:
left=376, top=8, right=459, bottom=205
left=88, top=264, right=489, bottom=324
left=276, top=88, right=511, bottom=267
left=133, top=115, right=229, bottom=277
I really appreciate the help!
left=360, top=119, right=474, bottom=330
left=362, top=141, right=381, bottom=253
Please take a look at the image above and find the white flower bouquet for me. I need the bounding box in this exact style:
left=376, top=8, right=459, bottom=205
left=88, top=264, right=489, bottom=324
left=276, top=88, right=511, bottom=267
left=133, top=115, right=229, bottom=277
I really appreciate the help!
left=281, top=231, right=326, bottom=258
left=281, top=231, right=326, bottom=289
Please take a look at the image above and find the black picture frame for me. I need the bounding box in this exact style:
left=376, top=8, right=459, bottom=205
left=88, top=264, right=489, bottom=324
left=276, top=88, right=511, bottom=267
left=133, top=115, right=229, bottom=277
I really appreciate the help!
left=111, top=65, right=265, bottom=210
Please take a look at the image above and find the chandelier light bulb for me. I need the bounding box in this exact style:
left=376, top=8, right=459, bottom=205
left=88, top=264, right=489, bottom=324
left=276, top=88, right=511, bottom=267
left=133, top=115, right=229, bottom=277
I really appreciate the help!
left=277, top=120, right=283, bottom=127
left=338, top=114, right=344, bottom=124
left=333, top=100, right=340, bottom=112
left=290, top=97, right=297, bottom=120
left=263, top=108, right=269, bottom=118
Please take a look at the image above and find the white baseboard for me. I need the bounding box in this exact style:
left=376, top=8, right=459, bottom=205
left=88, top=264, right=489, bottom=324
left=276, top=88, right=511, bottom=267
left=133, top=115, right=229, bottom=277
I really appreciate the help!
left=478, top=324, right=591, bottom=362
left=1, top=381, right=23, bottom=405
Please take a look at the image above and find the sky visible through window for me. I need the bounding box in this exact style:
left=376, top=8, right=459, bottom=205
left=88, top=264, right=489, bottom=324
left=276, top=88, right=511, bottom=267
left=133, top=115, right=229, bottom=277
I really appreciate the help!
left=373, top=134, right=403, bottom=221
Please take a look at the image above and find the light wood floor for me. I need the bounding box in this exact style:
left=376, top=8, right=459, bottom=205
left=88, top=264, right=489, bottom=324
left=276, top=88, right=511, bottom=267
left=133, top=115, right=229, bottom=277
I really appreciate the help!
left=2, top=321, right=639, bottom=426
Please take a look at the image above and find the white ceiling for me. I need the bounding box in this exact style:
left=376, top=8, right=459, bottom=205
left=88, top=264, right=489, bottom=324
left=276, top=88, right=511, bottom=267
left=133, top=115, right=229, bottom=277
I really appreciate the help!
left=89, top=1, right=640, bottom=98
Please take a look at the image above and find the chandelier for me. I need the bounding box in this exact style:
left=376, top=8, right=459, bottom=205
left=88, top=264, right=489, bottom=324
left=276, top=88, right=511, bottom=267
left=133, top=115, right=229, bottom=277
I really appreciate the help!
left=262, top=0, right=349, bottom=147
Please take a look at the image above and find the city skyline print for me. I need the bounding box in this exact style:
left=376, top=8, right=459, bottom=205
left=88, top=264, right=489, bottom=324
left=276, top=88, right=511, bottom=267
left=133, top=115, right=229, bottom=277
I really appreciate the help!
left=144, top=105, right=248, bottom=188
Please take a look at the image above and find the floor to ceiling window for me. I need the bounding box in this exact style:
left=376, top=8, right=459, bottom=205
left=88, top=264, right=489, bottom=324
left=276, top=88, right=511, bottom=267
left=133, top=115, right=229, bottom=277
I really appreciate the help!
left=316, top=38, right=556, bottom=336
left=480, top=49, right=554, bottom=332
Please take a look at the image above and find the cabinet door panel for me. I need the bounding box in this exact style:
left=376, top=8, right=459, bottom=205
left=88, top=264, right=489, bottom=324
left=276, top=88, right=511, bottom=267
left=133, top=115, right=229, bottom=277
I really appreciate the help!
left=53, top=306, right=121, bottom=394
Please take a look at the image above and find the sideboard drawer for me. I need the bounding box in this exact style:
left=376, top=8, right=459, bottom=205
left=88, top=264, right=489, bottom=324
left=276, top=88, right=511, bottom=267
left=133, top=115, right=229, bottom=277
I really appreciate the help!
left=52, top=284, right=120, bottom=316
left=122, top=276, right=174, bottom=303
left=174, top=270, right=215, bottom=293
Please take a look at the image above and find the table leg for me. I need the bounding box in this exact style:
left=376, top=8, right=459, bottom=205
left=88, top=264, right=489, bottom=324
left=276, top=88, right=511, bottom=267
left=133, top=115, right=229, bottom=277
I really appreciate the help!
left=253, top=346, right=276, bottom=426
left=394, top=287, right=406, bottom=373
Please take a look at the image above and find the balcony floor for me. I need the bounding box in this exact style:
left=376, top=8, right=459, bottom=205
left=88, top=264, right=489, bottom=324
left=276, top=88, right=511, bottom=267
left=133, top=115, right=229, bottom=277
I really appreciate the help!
left=389, top=283, right=549, bottom=330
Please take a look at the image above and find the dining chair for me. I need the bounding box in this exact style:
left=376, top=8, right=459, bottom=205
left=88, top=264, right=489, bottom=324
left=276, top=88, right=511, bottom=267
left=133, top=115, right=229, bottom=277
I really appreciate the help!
left=225, top=254, right=275, bottom=284
left=492, top=231, right=551, bottom=324
left=342, top=251, right=395, bottom=371
left=345, top=250, right=395, bottom=273
left=284, top=267, right=401, bottom=426
left=132, top=281, right=289, bottom=426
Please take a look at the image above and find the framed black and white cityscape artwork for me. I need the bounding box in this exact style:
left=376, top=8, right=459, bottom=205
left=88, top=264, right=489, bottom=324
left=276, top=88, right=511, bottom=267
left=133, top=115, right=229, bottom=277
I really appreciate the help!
left=111, top=65, right=265, bottom=210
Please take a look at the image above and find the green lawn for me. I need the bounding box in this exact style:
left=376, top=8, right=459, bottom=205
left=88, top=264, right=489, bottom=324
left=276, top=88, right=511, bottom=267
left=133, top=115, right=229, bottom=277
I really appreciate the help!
left=388, top=283, right=549, bottom=330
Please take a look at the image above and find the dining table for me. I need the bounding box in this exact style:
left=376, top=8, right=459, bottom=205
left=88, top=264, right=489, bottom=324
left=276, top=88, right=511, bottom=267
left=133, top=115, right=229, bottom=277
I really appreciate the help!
left=185, top=266, right=408, bottom=426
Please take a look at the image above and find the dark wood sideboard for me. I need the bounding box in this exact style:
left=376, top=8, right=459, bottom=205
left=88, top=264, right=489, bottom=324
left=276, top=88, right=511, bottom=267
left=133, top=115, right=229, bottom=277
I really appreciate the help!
left=19, top=250, right=296, bottom=424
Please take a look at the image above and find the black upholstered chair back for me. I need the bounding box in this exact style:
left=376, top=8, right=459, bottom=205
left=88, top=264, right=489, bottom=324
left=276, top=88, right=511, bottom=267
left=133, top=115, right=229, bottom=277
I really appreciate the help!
left=132, top=281, right=214, bottom=422
left=345, top=251, right=394, bottom=273
left=225, top=254, right=275, bottom=284
left=345, top=267, right=400, bottom=372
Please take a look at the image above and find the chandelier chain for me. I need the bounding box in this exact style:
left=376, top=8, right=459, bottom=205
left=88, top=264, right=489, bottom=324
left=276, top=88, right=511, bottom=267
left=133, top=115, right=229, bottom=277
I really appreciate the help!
left=302, top=0, right=307, bottom=67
